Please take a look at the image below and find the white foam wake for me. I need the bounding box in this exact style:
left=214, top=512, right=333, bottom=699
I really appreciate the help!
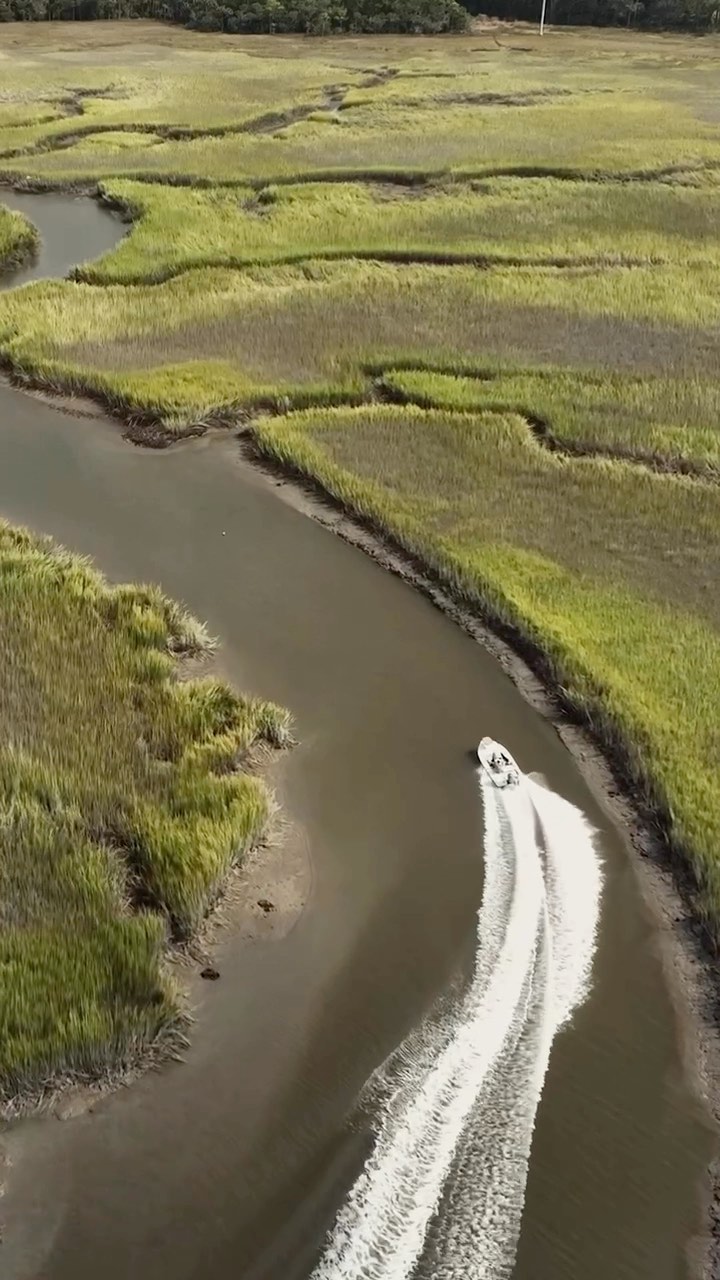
left=311, top=766, right=602, bottom=1280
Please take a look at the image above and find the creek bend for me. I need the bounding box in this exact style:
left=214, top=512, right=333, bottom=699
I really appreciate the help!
left=0, top=189, right=713, bottom=1280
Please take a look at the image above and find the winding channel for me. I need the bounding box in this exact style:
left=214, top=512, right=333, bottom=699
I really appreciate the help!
left=0, top=190, right=714, bottom=1280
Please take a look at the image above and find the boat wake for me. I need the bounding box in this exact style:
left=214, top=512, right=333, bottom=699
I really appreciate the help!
left=310, top=763, right=602, bottom=1280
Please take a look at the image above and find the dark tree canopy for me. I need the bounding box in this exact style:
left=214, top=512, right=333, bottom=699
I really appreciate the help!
left=0, top=0, right=716, bottom=44
left=0, top=0, right=470, bottom=31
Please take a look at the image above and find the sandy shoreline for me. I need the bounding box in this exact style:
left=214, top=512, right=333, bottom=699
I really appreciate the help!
left=233, top=430, right=720, bottom=1280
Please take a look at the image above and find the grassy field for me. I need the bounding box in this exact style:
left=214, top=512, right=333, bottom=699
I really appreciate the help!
left=71, top=175, right=720, bottom=283
left=1, top=259, right=719, bottom=430
left=0, top=20, right=720, bottom=938
left=380, top=367, right=720, bottom=477
left=0, top=519, right=289, bottom=1106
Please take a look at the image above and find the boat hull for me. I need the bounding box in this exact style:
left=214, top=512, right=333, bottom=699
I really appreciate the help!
left=477, top=736, right=521, bottom=789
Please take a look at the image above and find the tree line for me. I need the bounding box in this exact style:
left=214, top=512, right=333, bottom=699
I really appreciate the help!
left=0, top=0, right=717, bottom=37
left=0, top=0, right=469, bottom=32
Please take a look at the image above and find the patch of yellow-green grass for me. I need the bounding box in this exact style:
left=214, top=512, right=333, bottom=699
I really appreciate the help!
left=254, top=404, right=720, bottom=617
left=9, top=90, right=720, bottom=185
left=0, top=261, right=718, bottom=430
left=0, top=123, right=67, bottom=157
left=0, top=94, right=134, bottom=156
left=265, top=93, right=720, bottom=178
left=0, top=101, right=70, bottom=130
left=73, top=132, right=167, bottom=154
left=335, top=35, right=720, bottom=108
left=250, top=404, right=720, bottom=928
left=72, top=176, right=720, bottom=285
left=0, top=83, right=147, bottom=157
left=0, top=518, right=290, bottom=1105
left=382, top=367, right=720, bottom=475
left=1, top=123, right=163, bottom=160
left=0, top=27, right=361, bottom=163
left=51, top=68, right=335, bottom=134
left=0, top=27, right=354, bottom=107
left=0, top=200, right=38, bottom=273
left=3, top=356, right=357, bottom=433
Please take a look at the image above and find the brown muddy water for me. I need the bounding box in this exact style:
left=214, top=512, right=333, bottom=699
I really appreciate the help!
left=0, top=190, right=715, bottom=1280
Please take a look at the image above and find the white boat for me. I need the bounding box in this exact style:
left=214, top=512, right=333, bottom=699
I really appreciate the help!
left=477, top=736, right=520, bottom=789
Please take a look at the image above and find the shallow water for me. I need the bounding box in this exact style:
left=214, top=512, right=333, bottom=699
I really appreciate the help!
left=0, top=188, right=124, bottom=284
left=0, top=190, right=714, bottom=1280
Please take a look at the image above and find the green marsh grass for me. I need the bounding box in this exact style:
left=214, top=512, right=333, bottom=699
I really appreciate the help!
left=251, top=405, right=720, bottom=926
left=0, top=520, right=290, bottom=1105
left=381, top=367, right=720, bottom=475
left=1, top=259, right=719, bottom=430
left=0, top=25, right=352, bottom=153
left=75, top=176, right=720, bottom=284
left=10, top=92, right=720, bottom=185
left=0, top=201, right=38, bottom=272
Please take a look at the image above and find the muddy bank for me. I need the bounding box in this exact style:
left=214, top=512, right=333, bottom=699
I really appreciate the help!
left=0, top=234, right=39, bottom=278
left=45, top=791, right=312, bottom=1120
